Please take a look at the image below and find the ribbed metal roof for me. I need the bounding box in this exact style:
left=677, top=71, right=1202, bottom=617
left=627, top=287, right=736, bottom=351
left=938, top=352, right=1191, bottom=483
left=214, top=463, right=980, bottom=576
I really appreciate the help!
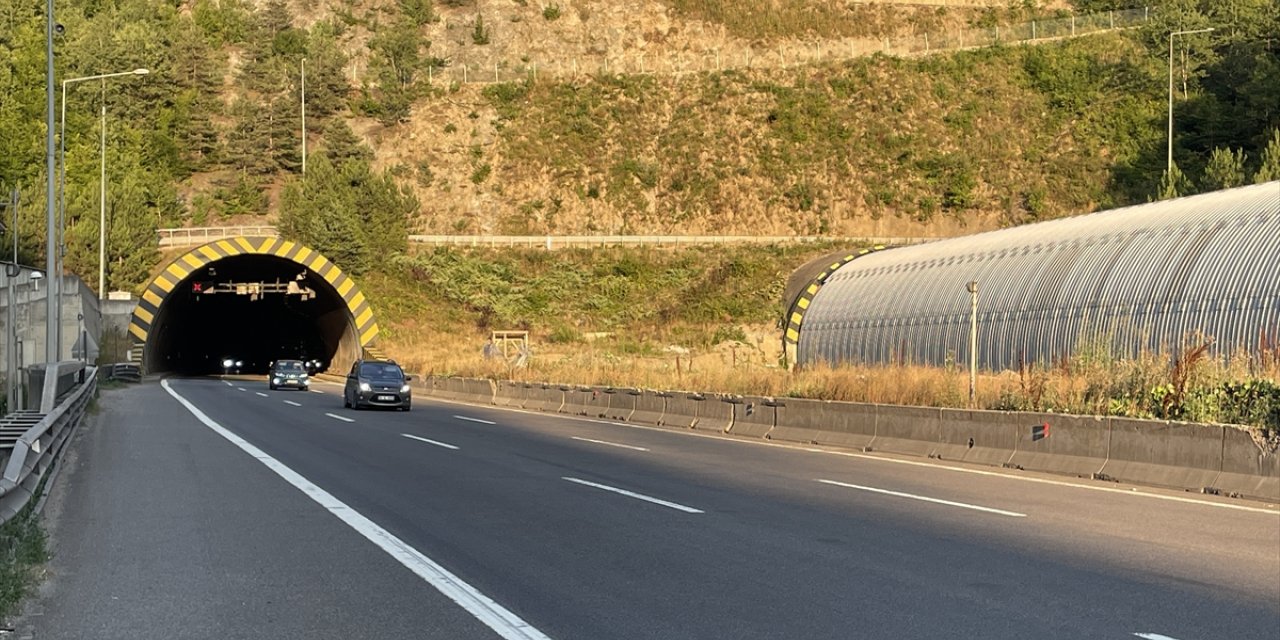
left=796, top=182, right=1280, bottom=369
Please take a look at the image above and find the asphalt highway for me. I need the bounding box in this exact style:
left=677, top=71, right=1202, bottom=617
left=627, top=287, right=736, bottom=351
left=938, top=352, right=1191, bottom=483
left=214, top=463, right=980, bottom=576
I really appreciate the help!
left=22, top=377, right=1280, bottom=639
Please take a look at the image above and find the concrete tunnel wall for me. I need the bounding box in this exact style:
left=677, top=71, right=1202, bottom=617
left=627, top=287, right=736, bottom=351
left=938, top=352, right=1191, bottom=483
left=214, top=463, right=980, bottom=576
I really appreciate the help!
left=129, top=236, right=380, bottom=375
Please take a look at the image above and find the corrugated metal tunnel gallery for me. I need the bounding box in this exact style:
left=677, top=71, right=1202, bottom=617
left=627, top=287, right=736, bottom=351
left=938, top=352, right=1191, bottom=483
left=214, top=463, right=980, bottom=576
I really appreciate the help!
left=794, top=181, right=1280, bottom=370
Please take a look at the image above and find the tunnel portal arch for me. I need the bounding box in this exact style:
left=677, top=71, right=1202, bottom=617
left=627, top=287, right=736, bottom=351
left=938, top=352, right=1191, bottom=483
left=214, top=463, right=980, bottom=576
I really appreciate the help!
left=129, top=236, right=380, bottom=374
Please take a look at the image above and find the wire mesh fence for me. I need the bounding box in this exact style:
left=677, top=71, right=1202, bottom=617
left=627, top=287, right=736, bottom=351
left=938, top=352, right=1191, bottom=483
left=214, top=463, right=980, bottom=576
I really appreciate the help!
left=427, top=8, right=1152, bottom=85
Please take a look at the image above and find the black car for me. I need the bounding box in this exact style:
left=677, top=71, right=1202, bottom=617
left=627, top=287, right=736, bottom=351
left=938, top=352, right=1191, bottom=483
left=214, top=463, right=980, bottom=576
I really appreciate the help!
left=343, top=360, right=412, bottom=411
left=268, top=359, right=311, bottom=390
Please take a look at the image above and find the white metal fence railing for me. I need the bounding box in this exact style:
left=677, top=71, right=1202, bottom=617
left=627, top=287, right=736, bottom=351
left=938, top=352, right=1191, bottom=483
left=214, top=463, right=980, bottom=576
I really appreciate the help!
left=157, top=226, right=279, bottom=247
left=408, top=235, right=936, bottom=249
left=155, top=229, right=937, bottom=249
left=430, top=7, right=1151, bottom=85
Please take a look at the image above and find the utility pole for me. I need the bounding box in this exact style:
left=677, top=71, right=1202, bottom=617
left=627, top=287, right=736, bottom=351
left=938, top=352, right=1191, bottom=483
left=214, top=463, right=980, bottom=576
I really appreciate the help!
left=301, top=57, right=307, bottom=175
left=2, top=189, right=20, bottom=411
left=1167, top=28, right=1214, bottom=174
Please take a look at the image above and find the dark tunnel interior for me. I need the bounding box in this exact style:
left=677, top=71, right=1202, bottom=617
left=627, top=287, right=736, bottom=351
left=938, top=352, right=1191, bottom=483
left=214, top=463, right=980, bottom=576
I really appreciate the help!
left=145, top=254, right=361, bottom=375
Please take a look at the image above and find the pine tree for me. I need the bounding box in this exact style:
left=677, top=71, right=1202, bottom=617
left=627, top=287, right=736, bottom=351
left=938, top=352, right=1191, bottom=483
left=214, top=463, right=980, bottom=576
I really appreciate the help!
left=1158, top=163, right=1192, bottom=200
left=1255, top=129, right=1280, bottom=184
left=1201, top=147, right=1246, bottom=191
left=224, top=99, right=280, bottom=175
left=104, top=172, right=160, bottom=292
left=302, top=25, right=351, bottom=120
left=322, top=120, right=373, bottom=165
left=279, top=157, right=369, bottom=274
left=367, top=18, right=428, bottom=124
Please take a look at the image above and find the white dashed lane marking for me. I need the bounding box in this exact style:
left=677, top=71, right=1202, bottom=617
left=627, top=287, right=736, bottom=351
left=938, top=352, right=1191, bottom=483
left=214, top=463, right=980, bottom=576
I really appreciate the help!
left=402, top=434, right=460, bottom=450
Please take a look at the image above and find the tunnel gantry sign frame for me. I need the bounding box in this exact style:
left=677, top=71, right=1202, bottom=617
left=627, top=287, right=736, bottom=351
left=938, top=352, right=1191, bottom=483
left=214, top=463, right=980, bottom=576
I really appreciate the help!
left=129, top=236, right=380, bottom=365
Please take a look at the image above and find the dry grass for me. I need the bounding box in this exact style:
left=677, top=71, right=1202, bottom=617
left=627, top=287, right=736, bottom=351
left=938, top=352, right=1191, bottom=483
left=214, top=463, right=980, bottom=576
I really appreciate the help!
left=390, top=329, right=1280, bottom=431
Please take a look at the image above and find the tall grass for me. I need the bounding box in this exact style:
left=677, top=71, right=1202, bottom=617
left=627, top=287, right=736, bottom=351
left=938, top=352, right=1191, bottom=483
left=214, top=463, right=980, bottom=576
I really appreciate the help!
left=392, top=331, right=1280, bottom=440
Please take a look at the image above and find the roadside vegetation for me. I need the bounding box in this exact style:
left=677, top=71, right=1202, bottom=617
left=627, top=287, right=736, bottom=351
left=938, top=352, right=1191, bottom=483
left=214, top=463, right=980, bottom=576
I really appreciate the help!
left=366, top=244, right=1280, bottom=441
left=0, top=494, right=49, bottom=621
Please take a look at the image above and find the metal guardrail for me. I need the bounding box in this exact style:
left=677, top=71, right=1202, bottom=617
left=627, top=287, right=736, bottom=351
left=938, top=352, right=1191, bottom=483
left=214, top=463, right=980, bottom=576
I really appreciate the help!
left=0, top=364, right=97, bottom=522
left=157, top=226, right=278, bottom=247
left=107, top=363, right=141, bottom=383
left=407, top=235, right=937, bottom=249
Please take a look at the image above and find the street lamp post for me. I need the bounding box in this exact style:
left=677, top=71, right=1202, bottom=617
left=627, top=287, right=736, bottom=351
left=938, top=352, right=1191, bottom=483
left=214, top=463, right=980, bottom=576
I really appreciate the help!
left=57, top=68, right=148, bottom=317
left=44, top=0, right=56, bottom=365
left=966, top=280, right=979, bottom=408
left=1167, top=28, right=1214, bottom=174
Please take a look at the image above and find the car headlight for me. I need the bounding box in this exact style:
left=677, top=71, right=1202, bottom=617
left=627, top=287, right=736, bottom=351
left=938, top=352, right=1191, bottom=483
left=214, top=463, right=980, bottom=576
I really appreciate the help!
left=222, top=358, right=234, bottom=368
left=236, top=360, right=244, bottom=367
left=359, top=382, right=371, bottom=392
left=400, top=384, right=411, bottom=393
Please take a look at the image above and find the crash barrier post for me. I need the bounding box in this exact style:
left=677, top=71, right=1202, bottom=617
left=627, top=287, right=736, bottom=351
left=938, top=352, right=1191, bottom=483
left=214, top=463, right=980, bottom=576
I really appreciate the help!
left=604, top=388, right=637, bottom=422
left=1215, top=428, right=1280, bottom=501
left=629, top=391, right=667, bottom=426
left=493, top=380, right=524, bottom=407
left=1006, top=413, right=1110, bottom=477
left=727, top=396, right=776, bottom=438
left=770, top=398, right=877, bottom=450
left=1099, top=417, right=1225, bottom=493
left=694, top=394, right=734, bottom=433
left=662, top=393, right=703, bottom=429
left=867, top=405, right=942, bottom=458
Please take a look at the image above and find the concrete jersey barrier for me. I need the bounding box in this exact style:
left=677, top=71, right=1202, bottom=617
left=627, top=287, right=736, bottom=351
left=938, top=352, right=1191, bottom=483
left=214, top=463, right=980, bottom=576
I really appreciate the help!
left=421, top=376, right=1280, bottom=502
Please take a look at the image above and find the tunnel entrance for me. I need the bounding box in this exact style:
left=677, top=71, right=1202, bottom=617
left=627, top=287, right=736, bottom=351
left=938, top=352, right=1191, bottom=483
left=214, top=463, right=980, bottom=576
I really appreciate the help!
left=129, top=237, right=380, bottom=375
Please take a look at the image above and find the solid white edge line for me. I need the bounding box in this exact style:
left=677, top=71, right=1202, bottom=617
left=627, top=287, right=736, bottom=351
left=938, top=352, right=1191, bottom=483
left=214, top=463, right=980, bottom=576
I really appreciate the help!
left=423, top=397, right=1278, bottom=515
left=817, top=479, right=1027, bottom=518
left=325, top=412, right=355, bottom=423
left=160, top=380, right=550, bottom=640
left=284, top=400, right=302, bottom=407
left=256, top=392, right=269, bottom=397
left=562, top=477, right=703, bottom=514
left=402, top=434, right=460, bottom=450
left=570, top=436, right=649, bottom=452
left=1133, top=634, right=1182, bottom=640
left=455, top=415, right=496, bottom=425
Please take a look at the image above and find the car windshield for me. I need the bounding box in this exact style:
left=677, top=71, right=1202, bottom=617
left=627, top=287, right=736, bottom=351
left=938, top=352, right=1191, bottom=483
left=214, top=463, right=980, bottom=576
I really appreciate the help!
left=360, top=363, right=404, bottom=380
left=275, top=361, right=305, bottom=373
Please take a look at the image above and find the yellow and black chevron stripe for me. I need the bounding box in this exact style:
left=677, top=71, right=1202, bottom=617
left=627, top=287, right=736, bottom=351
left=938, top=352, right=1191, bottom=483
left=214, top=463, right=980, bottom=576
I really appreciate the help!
left=128, top=236, right=380, bottom=347
left=783, top=245, right=887, bottom=349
